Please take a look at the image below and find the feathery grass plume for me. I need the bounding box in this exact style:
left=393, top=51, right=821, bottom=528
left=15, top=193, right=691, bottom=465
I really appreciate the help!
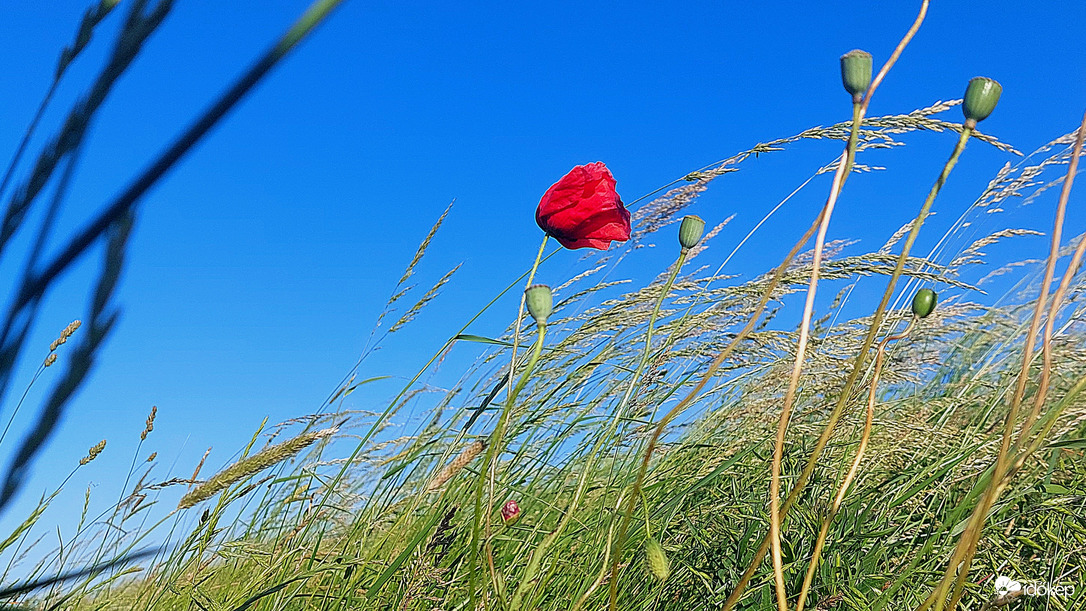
left=140, top=405, right=156, bottom=440
left=389, top=263, right=462, bottom=333
left=42, top=354, right=56, bottom=368
left=145, top=452, right=156, bottom=462
left=177, top=425, right=338, bottom=509
left=79, top=440, right=106, bottom=466
left=426, top=440, right=485, bottom=492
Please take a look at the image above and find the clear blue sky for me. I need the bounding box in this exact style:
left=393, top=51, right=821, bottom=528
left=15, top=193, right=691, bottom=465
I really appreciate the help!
left=0, top=0, right=1083, bottom=566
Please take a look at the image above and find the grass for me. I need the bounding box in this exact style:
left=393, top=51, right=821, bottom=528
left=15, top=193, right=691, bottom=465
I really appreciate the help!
left=1, top=1, right=1085, bottom=610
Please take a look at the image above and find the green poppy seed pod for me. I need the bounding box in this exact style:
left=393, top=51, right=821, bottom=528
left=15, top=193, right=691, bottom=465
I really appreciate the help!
left=962, top=77, right=1001, bottom=125
left=678, top=215, right=706, bottom=249
left=524, top=285, right=553, bottom=324
left=840, top=50, right=873, bottom=103
left=645, top=539, right=670, bottom=581
left=912, top=288, right=937, bottom=318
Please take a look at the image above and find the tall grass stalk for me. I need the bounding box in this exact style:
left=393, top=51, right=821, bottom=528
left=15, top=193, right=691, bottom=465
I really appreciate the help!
left=730, top=3, right=931, bottom=607
left=923, top=110, right=1086, bottom=611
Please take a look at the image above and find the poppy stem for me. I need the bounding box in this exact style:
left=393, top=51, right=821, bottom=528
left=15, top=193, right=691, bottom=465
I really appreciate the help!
left=509, top=247, right=686, bottom=609
left=468, top=234, right=548, bottom=610
left=605, top=248, right=690, bottom=608
left=723, top=4, right=931, bottom=607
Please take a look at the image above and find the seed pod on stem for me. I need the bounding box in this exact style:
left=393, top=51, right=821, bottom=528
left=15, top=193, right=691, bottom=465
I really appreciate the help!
left=840, top=49, right=873, bottom=103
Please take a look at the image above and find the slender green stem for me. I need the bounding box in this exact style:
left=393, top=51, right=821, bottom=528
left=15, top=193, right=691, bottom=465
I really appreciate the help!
left=469, top=233, right=547, bottom=609
left=512, top=248, right=688, bottom=610
left=469, top=322, right=547, bottom=608
left=604, top=250, right=688, bottom=610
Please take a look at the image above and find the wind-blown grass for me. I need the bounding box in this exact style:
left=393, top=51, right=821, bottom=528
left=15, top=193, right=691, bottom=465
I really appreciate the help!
left=1, top=2, right=1085, bottom=611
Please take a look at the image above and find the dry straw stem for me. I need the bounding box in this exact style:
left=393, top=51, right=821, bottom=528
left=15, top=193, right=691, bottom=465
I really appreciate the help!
left=922, top=110, right=1086, bottom=611
left=177, top=425, right=337, bottom=509
left=768, top=108, right=858, bottom=611
left=1018, top=112, right=1086, bottom=444
left=731, top=125, right=971, bottom=611
left=795, top=318, right=916, bottom=611
left=734, top=3, right=931, bottom=609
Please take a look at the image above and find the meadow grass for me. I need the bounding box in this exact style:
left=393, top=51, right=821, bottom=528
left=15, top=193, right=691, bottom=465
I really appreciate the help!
left=1, top=2, right=1085, bottom=611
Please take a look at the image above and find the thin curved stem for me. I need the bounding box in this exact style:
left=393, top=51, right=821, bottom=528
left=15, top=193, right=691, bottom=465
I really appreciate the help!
left=767, top=100, right=864, bottom=611
left=516, top=248, right=687, bottom=610
left=469, top=318, right=547, bottom=608
left=722, top=5, right=930, bottom=605
left=921, top=111, right=1086, bottom=611
left=724, top=124, right=969, bottom=611
left=796, top=318, right=916, bottom=611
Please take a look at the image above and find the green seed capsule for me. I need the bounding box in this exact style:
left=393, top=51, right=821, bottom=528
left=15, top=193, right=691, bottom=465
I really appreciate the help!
left=678, top=215, right=706, bottom=249
left=962, top=77, right=1001, bottom=124
left=911, top=288, right=937, bottom=318
left=645, top=538, right=670, bottom=581
left=524, top=284, right=553, bottom=325
left=840, top=50, right=873, bottom=102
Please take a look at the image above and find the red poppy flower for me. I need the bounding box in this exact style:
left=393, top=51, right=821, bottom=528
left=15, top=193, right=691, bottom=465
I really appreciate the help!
left=535, top=162, right=631, bottom=250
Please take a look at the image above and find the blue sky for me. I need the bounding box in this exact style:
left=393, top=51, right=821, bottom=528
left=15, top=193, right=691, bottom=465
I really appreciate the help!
left=0, top=0, right=1084, bottom=569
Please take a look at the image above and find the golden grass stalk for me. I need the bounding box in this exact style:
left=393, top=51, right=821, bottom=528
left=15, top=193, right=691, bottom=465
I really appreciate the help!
left=920, top=110, right=1086, bottom=611
left=795, top=318, right=916, bottom=611
left=177, top=425, right=337, bottom=510
left=426, top=439, right=485, bottom=492
left=758, top=4, right=930, bottom=608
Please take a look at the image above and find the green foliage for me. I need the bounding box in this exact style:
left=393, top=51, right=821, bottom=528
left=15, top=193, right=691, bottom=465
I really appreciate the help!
left=3, top=4, right=1085, bottom=611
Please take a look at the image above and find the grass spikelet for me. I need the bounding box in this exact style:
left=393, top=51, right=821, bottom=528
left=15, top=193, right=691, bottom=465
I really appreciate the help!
left=177, top=425, right=337, bottom=509
left=79, top=440, right=106, bottom=465
left=397, top=202, right=453, bottom=288
left=48, top=320, right=81, bottom=352
left=426, top=439, right=485, bottom=492
left=140, top=405, right=156, bottom=440
left=390, top=263, right=462, bottom=334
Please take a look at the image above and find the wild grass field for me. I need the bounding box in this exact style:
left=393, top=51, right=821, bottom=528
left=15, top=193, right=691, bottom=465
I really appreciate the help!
left=1, top=1, right=1084, bottom=610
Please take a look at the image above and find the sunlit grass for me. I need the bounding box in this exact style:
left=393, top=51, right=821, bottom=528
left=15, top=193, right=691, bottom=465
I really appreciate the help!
left=1, top=2, right=1084, bottom=611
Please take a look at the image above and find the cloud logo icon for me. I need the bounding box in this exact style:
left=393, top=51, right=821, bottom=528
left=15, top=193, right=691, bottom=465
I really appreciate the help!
left=994, top=575, right=1022, bottom=596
